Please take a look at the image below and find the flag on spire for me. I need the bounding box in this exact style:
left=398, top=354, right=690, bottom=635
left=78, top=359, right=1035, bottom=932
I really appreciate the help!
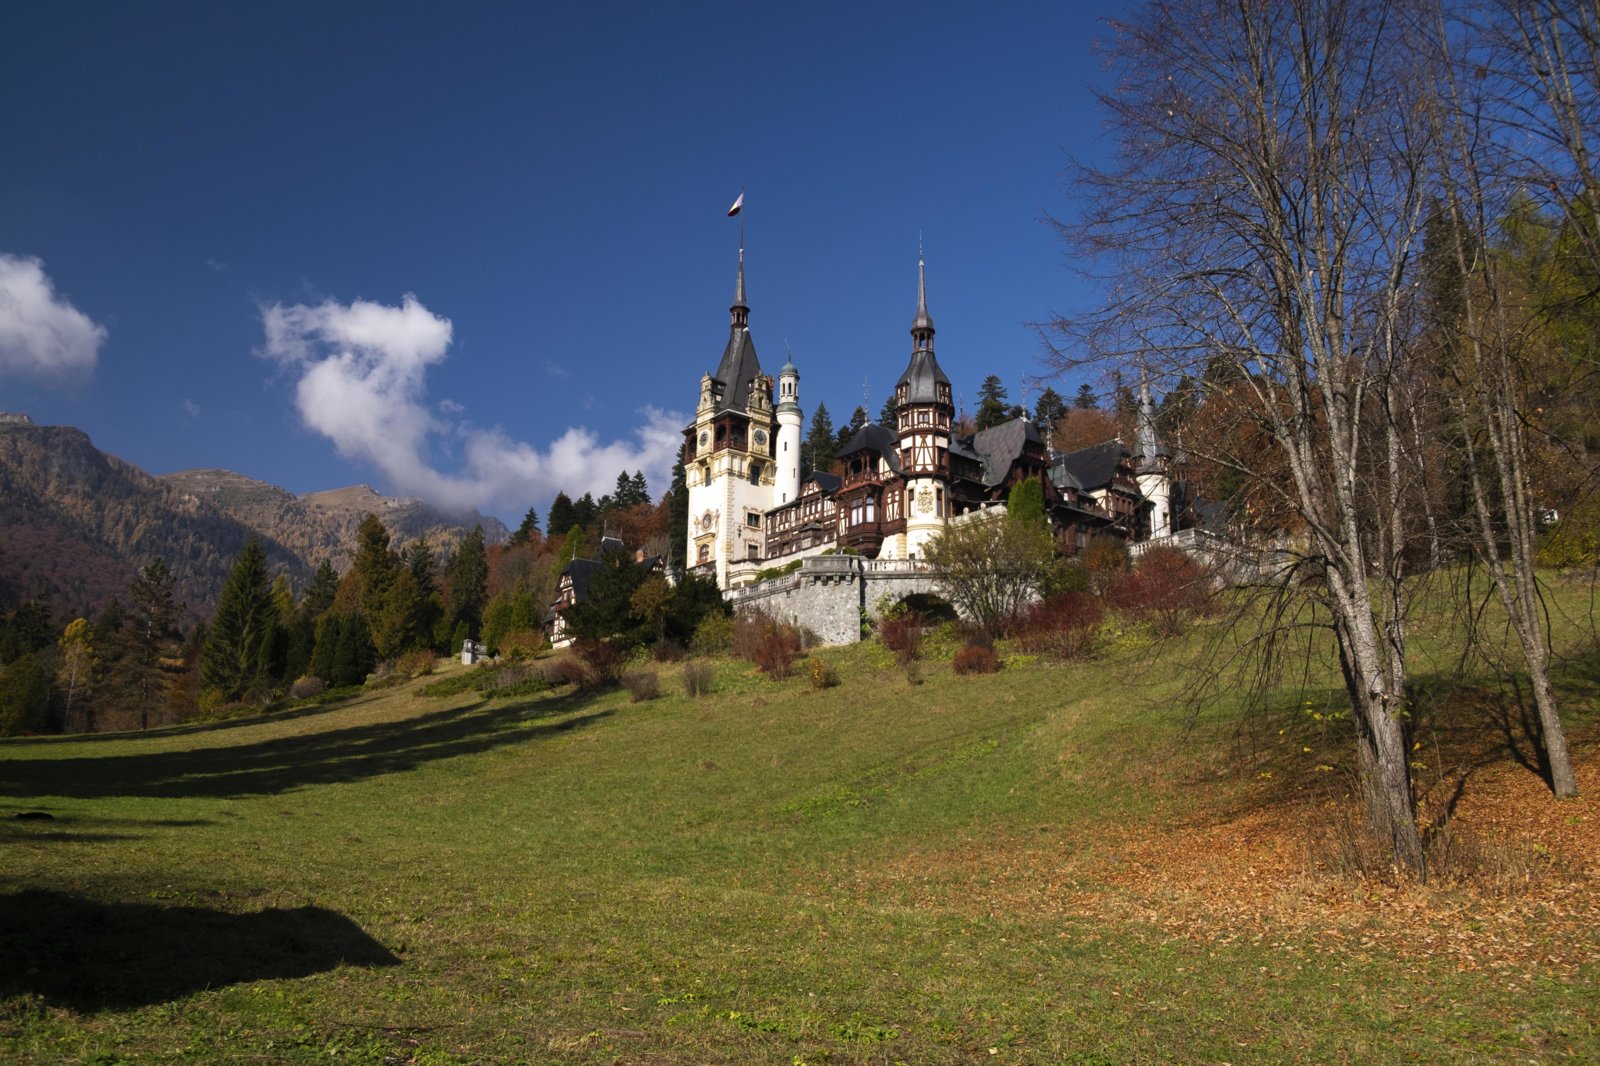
left=727, top=192, right=744, bottom=217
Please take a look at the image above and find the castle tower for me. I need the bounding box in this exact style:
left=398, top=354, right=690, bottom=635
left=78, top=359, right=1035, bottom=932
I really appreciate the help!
left=894, top=251, right=954, bottom=559
left=1134, top=375, right=1172, bottom=539
left=684, top=246, right=780, bottom=588
left=775, top=356, right=802, bottom=504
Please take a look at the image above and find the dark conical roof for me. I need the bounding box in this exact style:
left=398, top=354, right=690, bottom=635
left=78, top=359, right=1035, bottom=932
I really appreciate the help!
left=911, top=252, right=934, bottom=337
left=896, top=349, right=949, bottom=405
left=710, top=247, right=762, bottom=414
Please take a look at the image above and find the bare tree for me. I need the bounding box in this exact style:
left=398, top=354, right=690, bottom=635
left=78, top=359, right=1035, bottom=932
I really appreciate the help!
left=1050, top=0, right=1436, bottom=870
left=1422, top=8, right=1580, bottom=797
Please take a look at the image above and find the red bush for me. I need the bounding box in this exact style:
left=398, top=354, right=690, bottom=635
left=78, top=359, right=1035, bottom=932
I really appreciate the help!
left=1107, top=546, right=1213, bottom=635
left=877, top=609, right=924, bottom=665
left=952, top=643, right=1001, bottom=675
left=1016, top=591, right=1104, bottom=659
left=571, top=638, right=625, bottom=689
left=733, top=609, right=805, bottom=680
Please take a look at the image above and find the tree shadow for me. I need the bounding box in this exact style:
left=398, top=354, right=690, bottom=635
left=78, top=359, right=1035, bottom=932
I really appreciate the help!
left=12, top=695, right=371, bottom=745
left=0, top=692, right=611, bottom=800
left=0, top=889, right=398, bottom=1012
left=1, top=812, right=214, bottom=845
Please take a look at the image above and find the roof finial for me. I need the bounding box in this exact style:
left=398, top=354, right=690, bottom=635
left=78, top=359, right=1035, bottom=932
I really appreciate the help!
left=911, top=237, right=935, bottom=346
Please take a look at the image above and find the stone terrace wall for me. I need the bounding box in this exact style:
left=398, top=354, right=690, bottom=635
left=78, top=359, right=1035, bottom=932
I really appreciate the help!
left=727, top=556, right=949, bottom=646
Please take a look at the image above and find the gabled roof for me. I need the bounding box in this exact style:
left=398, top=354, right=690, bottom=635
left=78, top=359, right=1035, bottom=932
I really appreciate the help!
left=969, top=417, right=1042, bottom=487
left=803, top=471, right=842, bottom=495
left=712, top=328, right=763, bottom=416
left=1051, top=440, right=1129, bottom=492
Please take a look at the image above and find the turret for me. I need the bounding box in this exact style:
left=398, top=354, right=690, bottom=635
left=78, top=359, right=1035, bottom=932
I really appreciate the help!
left=776, top=356, right=802, bottom=504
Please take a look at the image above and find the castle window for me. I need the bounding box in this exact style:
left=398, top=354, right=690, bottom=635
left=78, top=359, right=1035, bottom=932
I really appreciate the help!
left=748, top=543, right=759, bottom=561
left=746, top=511, right=761, bottom=528
left=749, top=462, right=763, bottom=484
left=698, top=544, right=710, bottom=563
left=918, top=410, right=930, bottom=426
left=936, top=488, right=945, bottom=516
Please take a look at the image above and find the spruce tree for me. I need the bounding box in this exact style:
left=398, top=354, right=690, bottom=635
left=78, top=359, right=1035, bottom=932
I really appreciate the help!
left=546, top=492, right=576, bottom=537
left=975, top=375, right=1010, bottom=431
left=507, top=506, right=541, bottom=547
left=351, top=515, right=398, bottom=622
left=1074, top=383, right=1098, bottom=410
left=446, top=526, right=489, bottom=636
left=804, top=403, right=836, bottom=478
left=201, top=539, right=277, bottom=701
left=572, top=493, right=599, bottom=531
left=1033, top=387, right=1067, bottom=433
left=667, top=444, right=688, bottom=572
left=879, top=394, right=899, bottom=430
left=304, top=560, right=339, bottom=618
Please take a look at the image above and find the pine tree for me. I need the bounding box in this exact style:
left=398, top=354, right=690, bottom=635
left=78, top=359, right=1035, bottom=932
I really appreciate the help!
left=129, top=559, right=180, bottom=724
left=351, top=515, right=398, bottom=622
left=879, top=394, right=898, bottom=430
left=304, top=560, right=339, bottom=618
left=1034, top=387, right=1067, bottom=432
left=446, top=526, right=489, bottom=636
left=630, top=470, right=649, bottom=505
left=803, top=402, right=836, bottom=478
left=507, top=506, right=541, bottom=546
left=572, top=493, right=599, bottom=530
left=546, top=492, right=576, bottom=537
left=1, top=596, right=54, bottom=664
left=201, top=539, right=277, bottom=702
left=1074, top=383, right=1097, bottom=410
left=975, top=375, right=1010, bottom=431
left=667, top=444, right=688, bottom=572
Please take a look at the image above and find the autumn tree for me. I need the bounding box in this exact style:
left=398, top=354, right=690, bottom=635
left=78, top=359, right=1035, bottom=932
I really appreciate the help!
left=1051, top=0, right=1438, bottom=870
left=56, top=618, right=97, bottom=732
left=926, top=505, right=1054, bottom=640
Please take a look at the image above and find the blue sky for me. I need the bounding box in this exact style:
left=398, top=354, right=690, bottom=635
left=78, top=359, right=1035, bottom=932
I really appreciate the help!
left=1, top=2, right=1127, bottom=525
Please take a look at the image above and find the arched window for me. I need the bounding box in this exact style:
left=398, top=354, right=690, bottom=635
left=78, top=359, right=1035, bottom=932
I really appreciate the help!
left=697, top=543, right=710, bottom=563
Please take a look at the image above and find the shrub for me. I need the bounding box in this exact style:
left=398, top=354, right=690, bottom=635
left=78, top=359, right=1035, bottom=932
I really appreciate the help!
left=1107, top=546, right=1213, bottom=636
left=546, top=656, right=588, bottom=687
left=496, top=629, right=544, bottom=662
left=877, top=609, right=924, bottom=666
left=622, top=669, right=660, bottom=702
left=730, top=610, right=770, bottom=662
left=809, top=658, right=840, bottom=690
left=289, top=675, right=326, bottom=700
left=1016, top=591, right=1104, bottom=660
left=1080, top=535, right=1131, bottom=595
left=416, top=669, right=484, bottom=698
left=651, top=639, right=686, bottom=663
left=572, top=638, right=625, bottom=689
left=690, top=613, right=734, bottom=656
left=394, top=648, right=436, bottom=679
left=751, top=619, right=803, bottom=680
left=682, top=661, right=714, bottom=697
left=475, top=664, right=548, bottom=699
left=952, top=643, right=1000, bottom=675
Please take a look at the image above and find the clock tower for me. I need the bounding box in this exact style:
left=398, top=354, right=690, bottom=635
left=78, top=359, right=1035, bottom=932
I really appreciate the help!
left=684, top=247, right=780, bottom=588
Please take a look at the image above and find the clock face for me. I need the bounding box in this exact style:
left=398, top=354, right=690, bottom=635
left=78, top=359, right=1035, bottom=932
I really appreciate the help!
left=753, top=430, right=768, bottom=447
left=698, top=431, right=709, bottom=447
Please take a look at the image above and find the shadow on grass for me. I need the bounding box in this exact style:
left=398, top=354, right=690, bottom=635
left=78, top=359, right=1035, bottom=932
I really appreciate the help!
left=0, top=692, right=611, bottom=801
left=9, top=690, right=374, bottom=746
left=0, top=889, right=398, bottom=1012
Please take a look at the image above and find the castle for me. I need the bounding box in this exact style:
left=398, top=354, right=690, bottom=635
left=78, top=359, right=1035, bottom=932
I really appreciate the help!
left=684, top=249, right=1189, bottom=592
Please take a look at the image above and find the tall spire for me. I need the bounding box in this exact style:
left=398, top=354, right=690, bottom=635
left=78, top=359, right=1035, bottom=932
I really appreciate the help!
left=730, top=242, right=748, bottom=329
left=910, top=241, right=935, bottom=350
left=1136, top=374, right=1163, bottom=465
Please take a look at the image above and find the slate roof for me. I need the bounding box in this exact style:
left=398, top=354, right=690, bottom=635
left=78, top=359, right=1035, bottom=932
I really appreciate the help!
left=1051, top=440, right=1129, bottom=493
left=712, top=327, right=763, bottom=416
left=805, top=471, right=842, bottom=494
left=895, top=349, right=950, bottom=405
left=969, top=418, right=1042, bottom=487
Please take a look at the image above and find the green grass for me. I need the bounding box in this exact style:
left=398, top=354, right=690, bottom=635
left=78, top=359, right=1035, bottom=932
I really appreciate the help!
left=2, top=585, right=1598, bottom=1064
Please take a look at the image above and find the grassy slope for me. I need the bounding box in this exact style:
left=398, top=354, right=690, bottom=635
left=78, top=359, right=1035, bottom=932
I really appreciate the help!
left=2, top=588, right=1598, bottom=1064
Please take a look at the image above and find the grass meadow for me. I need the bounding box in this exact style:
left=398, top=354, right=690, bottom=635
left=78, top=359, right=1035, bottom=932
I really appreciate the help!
left=3, top=579, right=1599, bottom=1063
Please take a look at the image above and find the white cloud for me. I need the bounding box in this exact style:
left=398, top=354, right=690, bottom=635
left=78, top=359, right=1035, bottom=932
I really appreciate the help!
left=180, top=398, right=201, bottom=418
left=259, top=294, right=683, bottom=513
left=0, top=254, right=106, bottom=385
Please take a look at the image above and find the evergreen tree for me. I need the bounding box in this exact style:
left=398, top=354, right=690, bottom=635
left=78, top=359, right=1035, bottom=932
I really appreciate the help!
left=1006, top=479, right=1048, bottom=528
left=546, top=492, right=577, bottom=537
left=446, top=525, right=489, bottom=636
left=351, top=515, right=398, bottom=622
left=572, top=492, right=599, bottom=530
left=564, top=552, right=650, bottom=646
left=304, top=560, right=339, bottom=618
left=311, top=613, right=341, bottom=683
left=374, top=566, right=428, bottom=658
left=201, top=539, right=277, bottom=702
left=835, top=405, right=869, bottom=449
left=1074, top=383, right=1098, bottom=410
left=332, top=612, right=375, bottom=687
left=803, top=402, right=836, bottom=477
left=129, top=559, right=180, bottom=721
left=507, top=506, right=541, bottom=547
left=1033, top=387, right=1067, bottom=432
left=1, top=596, right=54, bottom=664
left=1110, top=370, right=1137, bottom=419
left=975, top=375, right=1010, bottom=431
left=0, top=653, right=60, bottom=737
left=630, top=470, right=650, bottom=505
left=667, top=444, right=688, bottom=573
left=879, top=394, right=899, bottom=430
